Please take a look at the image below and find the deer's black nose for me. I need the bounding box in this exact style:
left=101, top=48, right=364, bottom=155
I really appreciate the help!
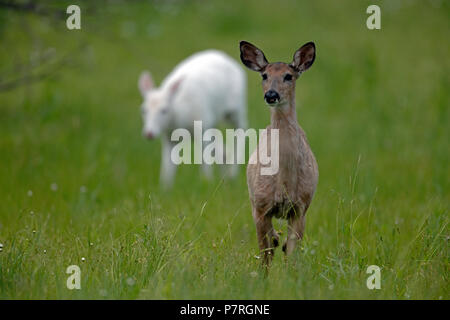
left=264, top=90, right=280, bottom=104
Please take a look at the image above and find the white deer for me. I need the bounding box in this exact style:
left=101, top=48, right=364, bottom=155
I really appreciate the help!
left=138, top=50, right=247, bottom=188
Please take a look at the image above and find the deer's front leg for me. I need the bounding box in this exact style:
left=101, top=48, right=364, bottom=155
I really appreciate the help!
left=253, top=208, right=276, bottom=266
left=160, top=137, right=177, bottom=189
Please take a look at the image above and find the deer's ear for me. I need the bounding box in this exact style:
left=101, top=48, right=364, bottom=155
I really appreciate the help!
left=138, top=71, right=154, bottom=97
left=239, top=41, right=269, bottom=72
left=290, top=42, right=316, bottom=74
left=169, top=77, right=183, bottom=96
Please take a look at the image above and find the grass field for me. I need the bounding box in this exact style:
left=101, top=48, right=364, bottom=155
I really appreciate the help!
left=0, top=0, right=448, bottom=299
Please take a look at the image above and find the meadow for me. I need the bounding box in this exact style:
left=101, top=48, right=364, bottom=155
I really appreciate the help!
left=0, top=0, right=448, bottom=299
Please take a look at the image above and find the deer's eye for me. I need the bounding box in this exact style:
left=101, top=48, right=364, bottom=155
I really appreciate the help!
left=262, top=73, right=268, bottom=80
left=284, top=74, right=293, bottom=81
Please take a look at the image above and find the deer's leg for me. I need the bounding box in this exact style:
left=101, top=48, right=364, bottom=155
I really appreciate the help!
left=160, top=137, right=177, bottom=189
left=219, top=136, right=236, bottom=178
left=201, top=139, right=214, bottom=180
left=224, top=109, right=247, bottom=178
left=283, top=212, right=306, bottom=255
left=222, top=140, right=238, bottom=178
left=253, top=208, right=276, bottom=266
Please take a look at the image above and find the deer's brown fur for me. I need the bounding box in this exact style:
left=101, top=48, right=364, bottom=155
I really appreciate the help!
left=240, top=41, right=318, bottom=265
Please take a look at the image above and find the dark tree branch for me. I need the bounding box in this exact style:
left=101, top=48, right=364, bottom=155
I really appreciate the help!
left=0, top=0, right=66, bottom=19
left=0, top=44, right=86, bottom=92
left=0, top=60, right=64, bottom=91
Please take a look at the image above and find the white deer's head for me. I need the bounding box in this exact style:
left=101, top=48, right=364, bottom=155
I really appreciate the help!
left=138, top=71, right=183, bottom=139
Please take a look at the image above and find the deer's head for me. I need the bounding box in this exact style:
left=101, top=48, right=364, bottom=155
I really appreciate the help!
left=138, top=71, right=183, bottom=139
left=239, top=41, right=315, bottom=106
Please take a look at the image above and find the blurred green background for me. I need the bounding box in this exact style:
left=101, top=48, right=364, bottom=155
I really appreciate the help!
left=0, top=0, right=448, bottom=299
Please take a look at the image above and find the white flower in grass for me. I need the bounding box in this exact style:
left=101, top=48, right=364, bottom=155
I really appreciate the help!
left=50, top=183, right=58, bottom=191
left=126, top=277, right=136, bottom=286
left=27, top=190, right=33, bottom=197
left=81, top=257, right=86, bottom=262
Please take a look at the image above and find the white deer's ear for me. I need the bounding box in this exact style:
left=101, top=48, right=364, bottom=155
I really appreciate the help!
left=138, top=71, right=154, bottom=97
left=290, top=42, right=316, bottom=74
left=169, top=76, right=184, bottom=96
left=240, top=41, right=269, bottom=72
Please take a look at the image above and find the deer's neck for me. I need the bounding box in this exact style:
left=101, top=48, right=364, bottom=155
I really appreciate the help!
left=269, top=93, right=304, bottom=169
left=270, top=95, right=298, bottom=130
left=268, top=92, right=306, bottom=196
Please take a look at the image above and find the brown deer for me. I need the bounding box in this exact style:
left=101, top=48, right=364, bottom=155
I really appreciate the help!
left=239, top=41, right=319, bottom=265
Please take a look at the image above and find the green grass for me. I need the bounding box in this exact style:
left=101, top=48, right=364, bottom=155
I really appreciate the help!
left=0, top=0, right=448, bottom=299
